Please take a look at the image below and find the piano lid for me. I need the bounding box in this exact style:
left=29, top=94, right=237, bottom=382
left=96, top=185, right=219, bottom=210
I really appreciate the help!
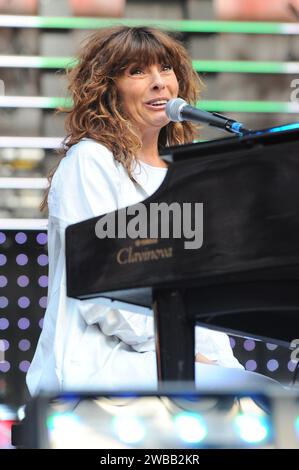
left=160, top=121, right=299, bottom=162
left=66, top=124, right=299, bottom=299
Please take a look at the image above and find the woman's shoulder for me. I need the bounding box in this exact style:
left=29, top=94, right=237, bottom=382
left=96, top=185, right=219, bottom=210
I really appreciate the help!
left=48, top=138, right=121, bottom=214
left=51, top=138, right=120, bottom=193
left=65, top=138, right=115, bottom=164
left=56, top=138, right=120, bottom=180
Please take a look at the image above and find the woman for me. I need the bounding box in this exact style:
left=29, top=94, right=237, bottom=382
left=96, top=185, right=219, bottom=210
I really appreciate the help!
left=27, top=26, right=243, bottom=396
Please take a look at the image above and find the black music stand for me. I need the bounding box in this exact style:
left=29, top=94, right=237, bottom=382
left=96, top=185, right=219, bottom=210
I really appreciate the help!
left=65, top=124, right=299, bottom=383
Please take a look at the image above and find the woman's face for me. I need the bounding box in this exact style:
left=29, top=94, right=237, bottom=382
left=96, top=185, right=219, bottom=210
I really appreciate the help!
left=116, top=62, right=179, bottom=135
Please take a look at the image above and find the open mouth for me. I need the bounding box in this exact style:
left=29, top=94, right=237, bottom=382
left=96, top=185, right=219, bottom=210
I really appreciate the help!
left=145, top=99, right=168, bottom=109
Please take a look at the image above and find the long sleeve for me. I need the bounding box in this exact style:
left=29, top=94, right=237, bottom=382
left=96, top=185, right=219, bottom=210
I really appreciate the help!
left=48, top=140, right=120, bottom=226
left=195, top=325, right=244, bottom=369
left=48, top=140, right=155, bottom=351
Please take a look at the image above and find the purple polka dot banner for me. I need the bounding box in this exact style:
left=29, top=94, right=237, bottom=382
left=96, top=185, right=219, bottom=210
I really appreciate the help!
left=0, top=230, right=48, bottom=404
left=0, top=254, right=7, bottom=266
left=245, top=359, right=257, bottom=371
left=0, top=232, right=7, bottom=244
left=15, top=233, right=27, bottom=245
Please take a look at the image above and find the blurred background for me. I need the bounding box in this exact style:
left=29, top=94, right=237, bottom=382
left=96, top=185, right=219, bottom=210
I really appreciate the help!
left=0, top=0, right=299, bottom=417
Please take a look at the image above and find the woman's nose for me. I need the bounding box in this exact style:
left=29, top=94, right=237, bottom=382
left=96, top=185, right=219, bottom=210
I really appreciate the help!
left=150, top=71, right=166, bottom=90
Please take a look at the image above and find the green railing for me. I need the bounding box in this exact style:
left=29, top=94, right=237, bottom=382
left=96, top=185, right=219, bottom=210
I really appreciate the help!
left=1, top=55, right=299, bottom=74
left=0, top=15, right=299, bottom=34
left=1, top=16, right=298, bottom=119
left=1, top=96, right=298, bottom=114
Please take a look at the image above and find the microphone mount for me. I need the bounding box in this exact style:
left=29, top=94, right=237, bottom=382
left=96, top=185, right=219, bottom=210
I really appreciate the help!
left=166, top=98, right=252, bottom=136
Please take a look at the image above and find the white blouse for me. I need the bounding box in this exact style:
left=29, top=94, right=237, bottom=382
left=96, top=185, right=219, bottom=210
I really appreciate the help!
left=26, top=139, right=243, bottom=396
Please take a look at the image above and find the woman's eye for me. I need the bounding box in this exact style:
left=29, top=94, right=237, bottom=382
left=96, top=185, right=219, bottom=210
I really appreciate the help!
left=128, top=65, right=172, bottom=75
left=130, top=68, right=143, bottom=75
left=162, top=65, right=172, bottom=71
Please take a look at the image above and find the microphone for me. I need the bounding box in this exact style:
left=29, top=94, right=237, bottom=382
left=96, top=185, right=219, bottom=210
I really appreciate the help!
left=166, top=98, right=251, bottom=135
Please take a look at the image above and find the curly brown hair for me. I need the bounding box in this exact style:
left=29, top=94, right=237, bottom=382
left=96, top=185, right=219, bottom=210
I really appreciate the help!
left=41, top=25, right=203, bottom=211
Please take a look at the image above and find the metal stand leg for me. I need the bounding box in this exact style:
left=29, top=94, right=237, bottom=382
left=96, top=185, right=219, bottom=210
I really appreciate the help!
left=153, top=288, right=195, bottom=383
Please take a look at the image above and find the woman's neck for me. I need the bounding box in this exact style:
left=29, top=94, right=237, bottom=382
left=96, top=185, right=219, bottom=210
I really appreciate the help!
left=137, top=153, right=168, bottom=168
left=137, top=129, right=167, bottom=168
